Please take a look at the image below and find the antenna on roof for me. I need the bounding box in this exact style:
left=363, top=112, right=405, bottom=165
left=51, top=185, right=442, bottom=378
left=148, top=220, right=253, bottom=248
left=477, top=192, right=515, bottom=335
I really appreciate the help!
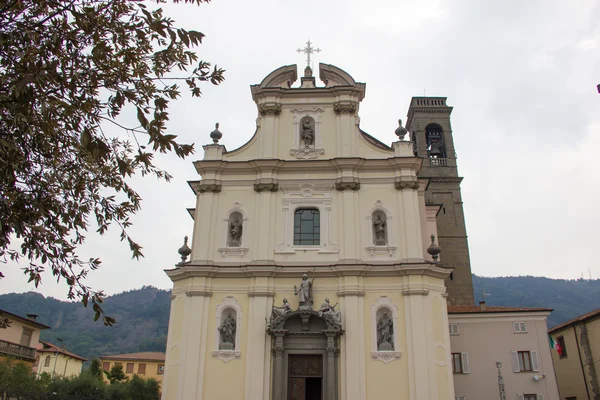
left=481, top=290, right=491, bottom=302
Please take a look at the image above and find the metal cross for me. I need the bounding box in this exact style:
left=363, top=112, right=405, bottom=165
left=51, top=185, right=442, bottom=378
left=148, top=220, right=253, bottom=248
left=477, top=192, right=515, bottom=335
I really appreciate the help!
left=297, top=40, right=321, bottom=68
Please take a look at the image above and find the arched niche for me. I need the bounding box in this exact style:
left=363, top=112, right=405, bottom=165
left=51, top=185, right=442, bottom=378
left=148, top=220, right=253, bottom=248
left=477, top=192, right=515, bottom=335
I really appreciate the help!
left=372, top=210, right=388, bottom=246
left=267, top=310, right=343, bottom=400
left=370, top=296, right=401, bottom=364
left=228, top=211, right=243, bottom=247
left=212, top=296, right=242, bottom=362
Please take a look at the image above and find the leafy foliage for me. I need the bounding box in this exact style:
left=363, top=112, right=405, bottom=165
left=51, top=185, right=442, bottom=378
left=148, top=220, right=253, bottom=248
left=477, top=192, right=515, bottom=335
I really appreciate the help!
left=105, top=364, right=127, bottom=384
left=89, top=358, right=104, bottom=380
left=0, top=0, right=224, bottom=325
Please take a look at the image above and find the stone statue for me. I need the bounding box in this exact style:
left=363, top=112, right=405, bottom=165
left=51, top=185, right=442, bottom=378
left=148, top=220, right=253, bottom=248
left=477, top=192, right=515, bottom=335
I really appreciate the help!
left=229, top=217, right=242, bottom=246
left=377, top=312, right=394, bottom=351
left=318, top=298, right=341, bottom=325
left=271, top=298, right=292, bottom=320
left=300, top=118, right=314, bottom=147
left=395, top=119, right=408, bottom=140
left=373, top=214, right=386, bottom=245
left=294, top=274, right=314, bottom=309
left=218, top=312, right=236, bottom=350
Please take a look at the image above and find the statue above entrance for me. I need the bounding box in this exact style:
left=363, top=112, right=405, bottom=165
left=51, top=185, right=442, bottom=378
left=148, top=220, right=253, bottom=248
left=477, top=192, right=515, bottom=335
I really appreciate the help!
left=294, top=274, right=314, bottom=310
left=318, top=298, right=341, bottom=325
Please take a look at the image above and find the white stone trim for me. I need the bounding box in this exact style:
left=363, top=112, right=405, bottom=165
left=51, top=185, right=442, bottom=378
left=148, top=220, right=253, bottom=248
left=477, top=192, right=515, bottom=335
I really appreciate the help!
left=213, top=296, right=242, bottom=362
left=219, top=203, right=249, bottom=258
left=365, top=200, right=398, bottom=257
left=290, top=107, right=325, bottom=159
left=370, top=296, right=401, bottom=364
left=274, top=186, right=339, bottom=254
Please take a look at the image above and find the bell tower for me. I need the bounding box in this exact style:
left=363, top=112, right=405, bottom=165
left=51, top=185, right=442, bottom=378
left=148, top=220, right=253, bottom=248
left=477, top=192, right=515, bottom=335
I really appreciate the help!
left=406, top=97, right=475, bottom=306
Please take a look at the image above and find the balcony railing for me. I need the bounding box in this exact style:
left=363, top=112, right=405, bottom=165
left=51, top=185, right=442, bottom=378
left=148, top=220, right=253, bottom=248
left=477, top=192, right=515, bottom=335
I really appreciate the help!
left=428, top=158, right=448, bottom=166
left=0, top=339, right=36, bottom=361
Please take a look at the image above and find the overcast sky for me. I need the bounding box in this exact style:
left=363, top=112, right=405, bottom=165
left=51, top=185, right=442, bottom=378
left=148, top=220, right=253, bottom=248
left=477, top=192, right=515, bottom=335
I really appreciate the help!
left=3, top=0, right=600, bottom=300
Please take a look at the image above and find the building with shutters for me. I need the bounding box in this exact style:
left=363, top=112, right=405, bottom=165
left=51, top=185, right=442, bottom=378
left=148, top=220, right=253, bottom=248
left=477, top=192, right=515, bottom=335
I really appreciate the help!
left=449, top=303, right=559, bottom=400
left=548, top=308, right=600, bottom=400
left=0, top=309, right=49, bottom=369
left=100, top=352, right=165, bottom=384
left=35, top=340, right=86, bottom=378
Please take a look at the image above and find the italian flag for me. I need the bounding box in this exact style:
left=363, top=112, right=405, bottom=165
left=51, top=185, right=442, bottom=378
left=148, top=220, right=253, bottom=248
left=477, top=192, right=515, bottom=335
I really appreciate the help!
left=549, top=336, right=563, bottom=356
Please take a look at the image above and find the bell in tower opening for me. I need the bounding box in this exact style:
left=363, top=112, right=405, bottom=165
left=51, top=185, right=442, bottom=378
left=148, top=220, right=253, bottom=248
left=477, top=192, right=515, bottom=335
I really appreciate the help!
left=425, top=123, right=446, bottom=159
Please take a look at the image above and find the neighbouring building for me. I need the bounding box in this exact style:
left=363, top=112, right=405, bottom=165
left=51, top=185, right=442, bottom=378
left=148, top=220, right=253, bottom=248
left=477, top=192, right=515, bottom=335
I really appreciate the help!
left=0, top=309, right=49, bottom=369
left=35, top=340, right=86, bottom=378
left=549, top=308, right=600, bottom=400
left=162, top=59, right=462, bottom=400
left=449, top=303, right=559, bottom=400
left=100, top=352, right=166, bottom=384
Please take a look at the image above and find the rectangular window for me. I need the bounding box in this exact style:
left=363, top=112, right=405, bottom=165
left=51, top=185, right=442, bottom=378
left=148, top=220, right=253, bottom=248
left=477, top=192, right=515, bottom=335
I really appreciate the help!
left=157, top=364, right=165, bottom=375
left=565, top=397, right=577, bottom=400
left=557, top=336, right=567, bottom=358
left=115, top=362, right=122, bottom=368
left=449, top=323, right=460, bottom=335
left=293, top=209, right=320, bottom=245
left=103, top=362, right=110, bottom=371
left=455, top=396, right=466, bottom=400
left=512, top=350, right=539, bottom=372
left=513, top=322, right=527, bottom=333
left=138, top=363, right=146, bottom=375
left=451, top=353, right=469, bottom=373
left=126, top=363, right=134, bottom=374
left=20, top=328, right=33, bottom=347
left=523, top=395, right=537, bottom=400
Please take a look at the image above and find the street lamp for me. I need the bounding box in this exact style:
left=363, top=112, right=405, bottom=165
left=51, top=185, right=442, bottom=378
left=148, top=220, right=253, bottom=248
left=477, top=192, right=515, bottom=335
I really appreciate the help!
left=496, top=362, right=506, bottom=400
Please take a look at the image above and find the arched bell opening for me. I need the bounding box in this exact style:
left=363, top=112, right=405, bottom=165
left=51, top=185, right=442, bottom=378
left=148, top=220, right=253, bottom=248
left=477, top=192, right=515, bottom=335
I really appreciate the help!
left=425, top=123, right=446, bottom=159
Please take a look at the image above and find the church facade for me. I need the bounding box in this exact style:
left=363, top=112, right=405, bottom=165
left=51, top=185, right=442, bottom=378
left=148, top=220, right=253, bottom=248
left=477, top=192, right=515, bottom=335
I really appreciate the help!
left=162, top=63, right=465, bottom=400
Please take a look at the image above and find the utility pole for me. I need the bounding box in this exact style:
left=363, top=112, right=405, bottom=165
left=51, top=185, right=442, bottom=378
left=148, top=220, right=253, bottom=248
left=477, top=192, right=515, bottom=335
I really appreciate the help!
left=496, top=361, right=506, bottom=400
left=52, top=337, right=63, bottom=378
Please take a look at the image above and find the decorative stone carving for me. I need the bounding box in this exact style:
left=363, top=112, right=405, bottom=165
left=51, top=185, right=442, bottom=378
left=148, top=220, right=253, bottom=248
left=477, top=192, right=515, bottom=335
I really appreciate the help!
left=300, top=116, right=315, bottom=147
left=335, top=182, right=360, bottom=191
left=372, top=212, right=387, bottom=246
left=254, top=183, right=279, bottom=192
left=370, top=351, right=401, bottom=364
left=213, top=296, right=242, bottom=363
left=318, top=298, right=341, bottom=325
left=270, top=298, right=292, bottom=322
left=376, top=312, right=394, bottom=351
left=394, top=181, right=419, bottom=190
left=198, top=183, right=222, bottom=193
left=395, top=119, right=408, bottom=140
left=290, top=146, right=325, bottom=159
left=211, top=350, right=241, bottom=363
left=218, top=312, right=236, bottom=350
left=294, top=274, right=314, bottom=310
left=258, top=103, right=282, bottom=116
left=228, top=212, right=243, bottom=247
left=370, top=296, right=401, bottom=364
left=427, top=234, right=441, bottom=261
left=177, top=236, right=191, bottom=263
left=210, top=122, right=222, bottom=143
left=333, top=101, right=357, bottom=115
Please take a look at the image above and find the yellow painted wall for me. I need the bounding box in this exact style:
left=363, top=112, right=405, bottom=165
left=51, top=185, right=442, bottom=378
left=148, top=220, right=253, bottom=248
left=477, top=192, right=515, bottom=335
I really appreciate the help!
left=100, top=358, right=165, bottom=384
left=37, top=352, right=83, bottom=377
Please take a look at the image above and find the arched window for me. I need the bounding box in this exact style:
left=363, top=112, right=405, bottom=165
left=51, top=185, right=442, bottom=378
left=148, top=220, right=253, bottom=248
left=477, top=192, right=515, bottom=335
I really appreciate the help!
left=425, top=123, right=446, bottom=158
left=294, top=208, right=320, bottom=245
left=44, top=355, right=51, bottom=367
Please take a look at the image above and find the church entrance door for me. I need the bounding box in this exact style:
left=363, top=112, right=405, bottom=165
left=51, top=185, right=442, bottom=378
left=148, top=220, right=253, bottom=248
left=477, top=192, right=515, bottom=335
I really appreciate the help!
left=288, top=354, right=323, bottom=400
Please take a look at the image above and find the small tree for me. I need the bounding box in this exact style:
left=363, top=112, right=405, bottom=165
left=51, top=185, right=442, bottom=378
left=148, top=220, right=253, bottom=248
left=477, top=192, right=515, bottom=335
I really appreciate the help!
left=125, top=375, right=160, bottom=400
left=104, top=363, right=127, bottom=384
left=89, top=358, right=104, bottom=381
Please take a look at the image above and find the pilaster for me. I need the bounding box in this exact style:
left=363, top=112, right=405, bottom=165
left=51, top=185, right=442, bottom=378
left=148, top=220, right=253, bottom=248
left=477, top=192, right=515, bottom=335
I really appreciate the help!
left=404, top=290, right=431, bottom=400
left=181, top=292, right=211, bottom=400
left=340, top=276, right=366, bottom=400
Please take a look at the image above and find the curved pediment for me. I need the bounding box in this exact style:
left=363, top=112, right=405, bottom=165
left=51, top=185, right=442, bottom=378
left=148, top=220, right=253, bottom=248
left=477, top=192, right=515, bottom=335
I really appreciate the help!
left=259, top=64, right=298, bottom=88
left=267, top=309, right=343, bottom=335
left=319, top=63, right=366, bottom=100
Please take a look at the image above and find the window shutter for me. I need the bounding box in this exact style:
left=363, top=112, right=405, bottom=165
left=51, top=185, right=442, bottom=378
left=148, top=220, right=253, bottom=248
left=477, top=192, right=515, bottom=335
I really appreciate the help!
left=516, top=395, right=524, bottom=400
left=520, top=322, right=527, bottom=332
left=536, top=395, right=544, bottom=400
left=513, top=322, right=520, bottom=332
left=511, top=351, right=520, bottom=372
left=531, top=351, right=540, bottom=372
left=461, top=352, right=470, bottom=374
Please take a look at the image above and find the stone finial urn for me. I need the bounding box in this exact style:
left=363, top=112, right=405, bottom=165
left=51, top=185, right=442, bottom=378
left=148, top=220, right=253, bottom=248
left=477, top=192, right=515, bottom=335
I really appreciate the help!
left=427, top=234, right=441, bottom=261
left=210, top=123, right=222, bottom=144
left=178, top=236, right=192, bottom=263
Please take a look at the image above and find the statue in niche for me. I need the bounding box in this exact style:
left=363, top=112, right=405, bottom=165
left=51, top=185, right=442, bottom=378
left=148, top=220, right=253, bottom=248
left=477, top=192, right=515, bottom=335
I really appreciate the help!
left=318, top=298, right=341, bottom=325
left=377, top=311, right=394, bottom=351
left=300, top=117, right=315, bottom=147
left=373, top=213, right=387, bottom=246
left=218, top=312, right=236, bottom=350
left=228, top=214, right=243, bottom=247
left=271, top=298, right=292, bottom=321
left=294, top=273, right=314, bottom=310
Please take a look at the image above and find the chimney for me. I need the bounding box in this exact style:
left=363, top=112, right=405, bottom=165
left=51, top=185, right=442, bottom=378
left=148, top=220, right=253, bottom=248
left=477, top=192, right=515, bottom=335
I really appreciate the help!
left=479, top=301, right=486, bottom=311
left=26, top=314, right=38, bottom=321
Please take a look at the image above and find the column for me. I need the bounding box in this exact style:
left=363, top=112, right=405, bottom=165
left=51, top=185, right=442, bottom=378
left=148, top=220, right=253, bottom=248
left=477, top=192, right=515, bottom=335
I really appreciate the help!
left=342, top=284, right=366, bottom=400
left=404, top=291, right=430, bottom=400
left=272, top=334, right=285, bottom=400
left=180, top=293, right=211, bottom=400
left=244, top=291, right=271, bottom=400
left=326, top=333, right=337, bottom=400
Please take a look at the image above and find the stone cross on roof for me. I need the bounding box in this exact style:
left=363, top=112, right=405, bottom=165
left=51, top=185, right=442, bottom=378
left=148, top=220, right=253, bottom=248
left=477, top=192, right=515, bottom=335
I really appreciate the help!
left=297, top=40, right=321, bottom=68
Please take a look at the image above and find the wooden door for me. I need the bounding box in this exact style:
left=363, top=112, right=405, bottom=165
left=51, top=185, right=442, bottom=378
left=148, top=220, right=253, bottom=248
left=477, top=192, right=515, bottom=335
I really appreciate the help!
left=288, top=355, right=322, bottom=400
